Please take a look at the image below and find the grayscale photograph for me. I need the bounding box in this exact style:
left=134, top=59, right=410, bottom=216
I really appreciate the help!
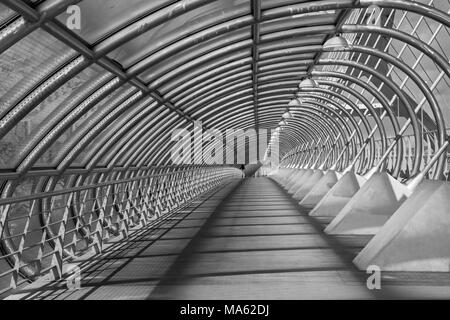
left=0, top=0, right=449, bottom=308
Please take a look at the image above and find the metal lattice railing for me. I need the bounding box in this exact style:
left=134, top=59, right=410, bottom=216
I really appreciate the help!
left=0, top=165, right=242, bottom=295
left=278, top=1, right=450, bottom=182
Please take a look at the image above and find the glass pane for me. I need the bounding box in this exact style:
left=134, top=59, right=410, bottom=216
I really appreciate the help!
left=262, top=0, right=311, bottom=10
left=107, top=0, right=250, bottom=68
left=99, top=109, right=173, bottom=166
left=0, top=65, right=107, bottom=169
left=261, top=14, right=338, bottom=35
left=0, top=3, right=17, bottom=25
left=34, top=83, right=135, bottom=168
left=56, top=0, right=172, bottom=43
left=429, top=0, right=450, bottom=13
left=72, top=98, right=157, bottom=165
left=138, top=28, right=251, bottom=85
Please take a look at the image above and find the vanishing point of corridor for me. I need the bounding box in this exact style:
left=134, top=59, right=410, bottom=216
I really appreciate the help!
left=2, top=0, right=450, bottom=303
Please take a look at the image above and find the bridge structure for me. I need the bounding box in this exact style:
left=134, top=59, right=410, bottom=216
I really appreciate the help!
left=1, top=0, right=450, bottom=300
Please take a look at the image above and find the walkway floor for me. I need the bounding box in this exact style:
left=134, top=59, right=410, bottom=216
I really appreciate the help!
left=7, top=178, right=450, bottom=299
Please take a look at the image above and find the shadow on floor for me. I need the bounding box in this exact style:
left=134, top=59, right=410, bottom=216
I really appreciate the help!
left=8, top=178, right=450, bottom=300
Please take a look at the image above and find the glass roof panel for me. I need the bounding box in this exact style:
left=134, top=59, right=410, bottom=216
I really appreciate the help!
left=0, top=0, right=448, bottom=174
left=137, top=27, right=251, bottom=84
left=33, top=83, right=135, bottom=168
left=260, top=14, right=338, bottom=35
left=0, top=29, right=76, bottom=117
left=109, top=110, right=176, bottom=167
left=173, top=70, right=252, bottom=106
left=0, top=0, right=47, bottom=25
left=108, top=1, right=250, bottom=68
left=428, top=0, right=450, bottom=13
left=161, top=59, right=252, bottom=96
left=0, top=3, right=17, bottom=25
left=0, top=65, right=106, bottom=169
left=155, top=49, right=252, bottom=94
left=261, top=0, right=311, bottom=10
left=95, top=108, right=166, bottom=167
left=55, top=0, right=173, bottom=43
left=71, top=97, right=156, bottom=166
left=69, top=85, right=136, bottom=138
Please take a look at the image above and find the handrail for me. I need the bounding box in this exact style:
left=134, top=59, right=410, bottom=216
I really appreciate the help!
left=0, top=166, right=236, bottom=206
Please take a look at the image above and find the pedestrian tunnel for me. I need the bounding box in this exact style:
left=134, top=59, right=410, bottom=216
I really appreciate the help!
left=0, top=0, right=450, bottom=299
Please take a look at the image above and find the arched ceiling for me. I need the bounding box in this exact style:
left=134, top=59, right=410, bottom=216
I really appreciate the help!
left=0, top=0, right=449, bottom=181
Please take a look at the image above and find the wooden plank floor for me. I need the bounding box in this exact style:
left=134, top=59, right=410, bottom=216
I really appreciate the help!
left=7, top=178, right=450, bottom=300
